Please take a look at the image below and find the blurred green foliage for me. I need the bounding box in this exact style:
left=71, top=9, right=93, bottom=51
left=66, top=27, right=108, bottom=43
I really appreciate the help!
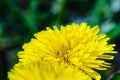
left=0, top=0, right=120, bottom=80
left=110, top=73, right=120, bottom=80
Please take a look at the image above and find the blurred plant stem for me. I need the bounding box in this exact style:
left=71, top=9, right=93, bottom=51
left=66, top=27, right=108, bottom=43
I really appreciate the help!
left=4, top=0, right=40, bottom=33
left=91, top=0, right=107, bottom=25
left=25, top=0, right=40, bottom=32
left=50, top=0, right=66, bottom=28
left=29, top=0, right=40, bottom=12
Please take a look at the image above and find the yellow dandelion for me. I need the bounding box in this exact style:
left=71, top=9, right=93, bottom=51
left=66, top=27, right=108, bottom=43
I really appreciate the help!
left=17, top=22, right=117, bottom=80
left=8, top=61, right=92, bottom=80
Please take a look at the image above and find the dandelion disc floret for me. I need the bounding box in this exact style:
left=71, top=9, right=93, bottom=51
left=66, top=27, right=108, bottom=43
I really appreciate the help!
left=18, top=22, right=117, bottom=80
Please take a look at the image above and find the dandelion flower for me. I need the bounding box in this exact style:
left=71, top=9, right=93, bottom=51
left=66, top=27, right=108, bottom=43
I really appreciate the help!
left=8, top=61, right=92, bottom=80
left=17, top=22, right=117, bottom=80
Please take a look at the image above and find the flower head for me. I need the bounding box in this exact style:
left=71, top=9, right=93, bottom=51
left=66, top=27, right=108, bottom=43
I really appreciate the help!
left=17, top=22, right=117, bottom=80
left=8, top=61, right=92, bottom=80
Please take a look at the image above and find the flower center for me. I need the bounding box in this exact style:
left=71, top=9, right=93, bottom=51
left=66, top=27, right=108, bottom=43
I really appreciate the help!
left=56, top=49, right=71, bottom=65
